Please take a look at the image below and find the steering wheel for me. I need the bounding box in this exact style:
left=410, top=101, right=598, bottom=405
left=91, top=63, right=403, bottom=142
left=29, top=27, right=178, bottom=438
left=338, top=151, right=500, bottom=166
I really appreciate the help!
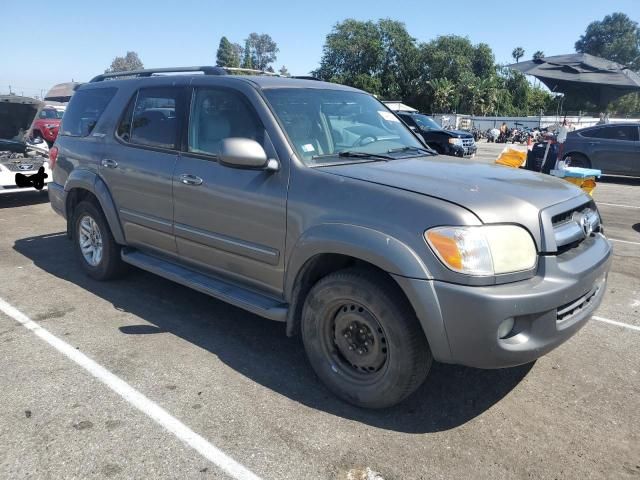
left=356, top=135, right=377, bottom=147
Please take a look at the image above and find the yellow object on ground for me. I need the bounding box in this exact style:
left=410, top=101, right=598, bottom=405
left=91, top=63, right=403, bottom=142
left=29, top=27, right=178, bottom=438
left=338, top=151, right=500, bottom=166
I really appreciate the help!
left=495, top=148, right=527, bottom=168
left=563, top=177, right=597, bottom=196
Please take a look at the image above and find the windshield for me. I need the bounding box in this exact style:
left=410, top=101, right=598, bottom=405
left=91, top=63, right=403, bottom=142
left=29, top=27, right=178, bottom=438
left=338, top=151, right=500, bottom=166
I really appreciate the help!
left=39, top=109, right=64, bottom=119
left=411, top=114, right=441, bottom=130
left=263, top=88, right=427, bottom=165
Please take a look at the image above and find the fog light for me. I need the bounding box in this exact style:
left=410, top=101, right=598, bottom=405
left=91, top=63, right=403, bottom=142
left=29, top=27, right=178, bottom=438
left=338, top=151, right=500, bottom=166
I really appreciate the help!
left=498, top=318, right=515, bottom=339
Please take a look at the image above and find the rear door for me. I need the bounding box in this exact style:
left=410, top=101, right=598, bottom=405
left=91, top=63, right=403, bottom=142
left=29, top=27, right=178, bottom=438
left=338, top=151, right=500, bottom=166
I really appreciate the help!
left=100, top=84, right=188, bottom=255
left=172, top=83, right=288, bottom=296
left=583, top=125, right=640, bottom=174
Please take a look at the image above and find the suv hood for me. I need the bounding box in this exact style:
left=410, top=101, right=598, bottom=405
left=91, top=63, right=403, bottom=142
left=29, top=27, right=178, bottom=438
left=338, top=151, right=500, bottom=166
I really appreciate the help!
left=321, top=156, right=584, bottom=242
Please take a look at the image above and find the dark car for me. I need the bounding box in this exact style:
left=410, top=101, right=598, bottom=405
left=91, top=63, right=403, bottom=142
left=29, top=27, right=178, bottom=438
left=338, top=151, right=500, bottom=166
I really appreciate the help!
left=394, top=112, right=477, bottom=157
left=563, top=123, right=640, bottom=176
left=48, top=66, right=610, bottom=408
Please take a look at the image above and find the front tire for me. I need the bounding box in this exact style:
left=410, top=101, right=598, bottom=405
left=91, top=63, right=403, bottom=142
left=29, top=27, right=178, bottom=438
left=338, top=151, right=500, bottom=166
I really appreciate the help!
left=301, top=268, right=432, bottom=408
left=72, top=200, right=127, bottom=280
left=565, top=153, right=590, bottom=168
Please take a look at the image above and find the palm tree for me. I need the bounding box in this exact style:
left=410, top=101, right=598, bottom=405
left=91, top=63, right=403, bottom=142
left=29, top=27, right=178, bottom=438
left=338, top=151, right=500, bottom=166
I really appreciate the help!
left=533, top=50, right=545, bottom=61
left=512, top=47, right=525, bottom=63
left=429, top=78, right=455, bottom=113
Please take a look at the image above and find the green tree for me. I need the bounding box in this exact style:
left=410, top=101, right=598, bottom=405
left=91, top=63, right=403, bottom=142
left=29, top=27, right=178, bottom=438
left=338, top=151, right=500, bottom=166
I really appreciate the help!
left=575, top=12, right=640, bottom=70
left=216, top=36, right=240, bottom=67
left=243, top=33, right=279, bottom=71
left=314, top=19, right=385, bottom=95
left=241, top=40, right=253, bottom=69
left=533, top=50, right=545, bottom=60
left=429, top=78, right=455, bottom=112
left=511, top=47, right=525, bottom=63
left=278, top=65, right=290, bottom=77
left=105, top=51, right=143, bottom=73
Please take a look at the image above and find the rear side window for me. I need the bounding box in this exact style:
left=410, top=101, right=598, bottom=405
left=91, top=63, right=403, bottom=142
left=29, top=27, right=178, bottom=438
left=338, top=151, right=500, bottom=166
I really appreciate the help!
left=60, top=88, right=116, bottom=137
left=582, top=125, right=639, bottom=141
left=123, top=87, right=184, bottom=150
left=188, top=87, right=264, bottom=156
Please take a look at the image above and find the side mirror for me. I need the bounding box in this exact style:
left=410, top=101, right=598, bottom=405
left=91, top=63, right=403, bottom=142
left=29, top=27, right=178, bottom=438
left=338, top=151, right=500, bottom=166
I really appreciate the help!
left=218, top=138, right=278, bottom=171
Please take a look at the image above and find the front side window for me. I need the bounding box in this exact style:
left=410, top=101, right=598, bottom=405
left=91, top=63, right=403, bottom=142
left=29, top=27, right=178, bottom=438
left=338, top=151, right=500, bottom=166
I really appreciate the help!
left=128, top=87, right=184, bottom=149
left=60, top=87, right=116, bottom=137
left=263, top=88, right=425, bottom=165
left=583, top=125, right=640, bottom=141
left=188, top=88, right=263, bottom=156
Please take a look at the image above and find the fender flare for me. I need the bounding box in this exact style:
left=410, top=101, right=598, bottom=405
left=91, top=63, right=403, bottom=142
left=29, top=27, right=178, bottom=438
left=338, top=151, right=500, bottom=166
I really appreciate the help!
left=64, top=170, right=126, bottom=244
left=285, top=223, right=431, bottom=299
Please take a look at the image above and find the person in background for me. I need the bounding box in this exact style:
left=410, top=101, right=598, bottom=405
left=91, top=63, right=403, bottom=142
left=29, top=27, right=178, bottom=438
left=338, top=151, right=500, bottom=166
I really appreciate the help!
left=556, top=119, right=570, bottom=166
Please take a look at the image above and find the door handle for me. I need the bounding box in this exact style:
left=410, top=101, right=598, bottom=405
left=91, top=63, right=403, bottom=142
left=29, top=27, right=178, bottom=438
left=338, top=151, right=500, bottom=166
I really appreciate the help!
left=179, top=174, right=203, bottom=186
left=101, top=158, right=118, bottom=168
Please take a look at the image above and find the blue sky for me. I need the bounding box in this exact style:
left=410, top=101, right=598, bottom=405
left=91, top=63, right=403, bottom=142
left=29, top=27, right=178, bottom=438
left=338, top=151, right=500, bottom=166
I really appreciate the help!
left=1, top=0, right=638, bottom=97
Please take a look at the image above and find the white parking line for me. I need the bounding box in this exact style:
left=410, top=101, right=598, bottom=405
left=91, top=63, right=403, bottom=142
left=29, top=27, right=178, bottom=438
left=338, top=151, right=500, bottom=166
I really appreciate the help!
left=593, top=316, right=640, bottom=332
left=0, top=297, right=262, bottom=480
left=598, top=202, right=640, bottom=210
left=609, top=238, right=640, bottom=246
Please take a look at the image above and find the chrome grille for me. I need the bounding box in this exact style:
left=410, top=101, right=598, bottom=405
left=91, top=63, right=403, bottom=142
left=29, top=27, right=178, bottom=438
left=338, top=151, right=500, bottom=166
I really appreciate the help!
left=2, top=160, right=44, bottom=172
left=552, top=202, right=601, bottom=250
left=462, top=137, right=474, bottom=148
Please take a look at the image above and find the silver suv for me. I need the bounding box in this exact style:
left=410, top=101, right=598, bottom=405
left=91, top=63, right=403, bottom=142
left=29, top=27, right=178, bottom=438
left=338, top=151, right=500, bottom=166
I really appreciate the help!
left=48, top=67, right=612, bottom=408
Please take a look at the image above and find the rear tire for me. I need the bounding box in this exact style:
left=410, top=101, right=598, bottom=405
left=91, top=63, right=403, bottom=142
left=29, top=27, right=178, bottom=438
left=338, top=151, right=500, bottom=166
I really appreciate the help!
left=72, top=200, right=127, bottom=280
left=565, top=153, right=590, bottom=168
left=301, top=268, right=432, bottom=408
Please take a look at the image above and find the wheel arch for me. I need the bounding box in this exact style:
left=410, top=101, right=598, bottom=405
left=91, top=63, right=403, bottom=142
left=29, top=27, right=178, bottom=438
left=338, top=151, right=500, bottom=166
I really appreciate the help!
left=64, top=170, right=125, bottom=244
left=284, top=224, right=431, bottom=337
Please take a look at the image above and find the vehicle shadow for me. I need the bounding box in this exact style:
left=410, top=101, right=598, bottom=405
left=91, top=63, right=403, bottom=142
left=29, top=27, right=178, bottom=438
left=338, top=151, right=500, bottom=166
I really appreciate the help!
left=599, top=176, right=640, bottom=187
left=0, top=190, right=50, bottom=209
left=14, top=232, right=533, bottom=434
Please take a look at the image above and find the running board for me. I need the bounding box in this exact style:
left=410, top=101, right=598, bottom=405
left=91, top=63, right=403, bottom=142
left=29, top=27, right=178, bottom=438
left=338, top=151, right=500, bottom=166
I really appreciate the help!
left=121, top=250, right=287, bottom=322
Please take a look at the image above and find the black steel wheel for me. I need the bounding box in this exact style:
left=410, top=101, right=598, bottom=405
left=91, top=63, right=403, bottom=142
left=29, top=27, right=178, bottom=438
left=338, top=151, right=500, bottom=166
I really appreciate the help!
left=301, top=268, right=432, bottom=408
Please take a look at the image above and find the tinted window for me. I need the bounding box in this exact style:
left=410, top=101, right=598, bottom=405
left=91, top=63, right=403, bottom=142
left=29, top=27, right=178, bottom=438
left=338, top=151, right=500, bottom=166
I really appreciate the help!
left=130, top=88, right=184, bottom=149
left=116, top=96, right=135, bottom=142
left=583, top=125, right=639, bottom=141
left=188, top=88, right=263, bottom=156
left=60, top=88, right=116, bottom=137
left=398, top=114, right=417, bottom=127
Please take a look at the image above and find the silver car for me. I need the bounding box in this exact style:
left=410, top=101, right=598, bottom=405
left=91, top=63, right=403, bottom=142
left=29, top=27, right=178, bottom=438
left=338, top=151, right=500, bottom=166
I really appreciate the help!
left=563, top=122, right=640, bottom=176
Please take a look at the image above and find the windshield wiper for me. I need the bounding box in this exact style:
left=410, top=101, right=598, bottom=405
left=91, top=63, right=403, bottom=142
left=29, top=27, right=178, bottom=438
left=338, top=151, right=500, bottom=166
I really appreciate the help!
left=337, top=150, right=394, bottom=160
left=387, top=146, right=436, bottom=155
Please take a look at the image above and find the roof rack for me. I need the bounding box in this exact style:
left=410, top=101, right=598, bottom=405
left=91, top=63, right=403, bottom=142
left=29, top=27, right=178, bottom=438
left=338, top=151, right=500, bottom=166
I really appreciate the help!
left=89, top=66, right=228, bottom=83
left=223, top=67, right=279, bottom=76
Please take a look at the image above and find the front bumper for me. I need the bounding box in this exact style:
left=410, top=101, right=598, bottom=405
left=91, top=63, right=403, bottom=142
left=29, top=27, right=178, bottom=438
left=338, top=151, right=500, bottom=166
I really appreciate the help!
left=395, top=233, right=612, bottom=368
left=0, top=164, right=52, bottom=189
left=449, top=143, right=477, bottom=158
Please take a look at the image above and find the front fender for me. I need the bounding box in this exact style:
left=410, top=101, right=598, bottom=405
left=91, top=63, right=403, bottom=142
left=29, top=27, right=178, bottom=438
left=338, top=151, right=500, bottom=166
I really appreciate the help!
left=64, top=169, right=125, bottom=244
left=284, top=223, right=431, bottom=299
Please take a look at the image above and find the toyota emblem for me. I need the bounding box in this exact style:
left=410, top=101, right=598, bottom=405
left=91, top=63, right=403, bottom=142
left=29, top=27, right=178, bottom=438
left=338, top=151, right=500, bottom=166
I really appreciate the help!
left=572, top=211, right=594, bottom=238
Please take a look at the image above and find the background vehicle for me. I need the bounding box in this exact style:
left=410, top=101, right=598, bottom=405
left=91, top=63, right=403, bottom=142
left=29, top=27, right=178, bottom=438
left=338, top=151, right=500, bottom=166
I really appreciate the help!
left=49, top=67, right=611, bottom=409
left=31, top=106, right=65, bottom=146
left=562, top=123, right=640, bottom=176
left=394, top=111, right=477, bottom=157
left=0, top=95, right=51, bottom=191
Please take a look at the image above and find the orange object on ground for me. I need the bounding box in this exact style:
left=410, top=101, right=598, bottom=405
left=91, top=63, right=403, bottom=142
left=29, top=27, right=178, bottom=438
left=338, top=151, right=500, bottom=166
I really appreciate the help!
left=495, top=148, right=527, bottom=168
left=563, top=177, right=597, bottom=196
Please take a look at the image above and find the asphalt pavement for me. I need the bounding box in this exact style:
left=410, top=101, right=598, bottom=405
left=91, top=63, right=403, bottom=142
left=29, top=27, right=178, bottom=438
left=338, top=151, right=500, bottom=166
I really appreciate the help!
left=0, top=144, right=638, bottom=479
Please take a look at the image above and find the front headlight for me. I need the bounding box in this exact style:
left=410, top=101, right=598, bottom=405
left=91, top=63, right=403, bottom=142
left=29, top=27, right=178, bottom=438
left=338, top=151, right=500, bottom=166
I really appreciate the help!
left=425, top=225, right=537, bottom=276
left=448, top=138, right=463, bottom=146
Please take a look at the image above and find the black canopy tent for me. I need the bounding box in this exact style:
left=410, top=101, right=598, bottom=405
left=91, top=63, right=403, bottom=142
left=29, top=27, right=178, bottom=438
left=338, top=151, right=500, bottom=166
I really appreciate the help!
left=508, top=53, right=640, bottom=108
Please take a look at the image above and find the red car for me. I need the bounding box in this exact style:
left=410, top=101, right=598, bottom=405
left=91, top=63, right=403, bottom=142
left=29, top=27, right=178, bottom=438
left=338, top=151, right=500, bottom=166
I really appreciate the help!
left=31, top=106, right=65, bottom=146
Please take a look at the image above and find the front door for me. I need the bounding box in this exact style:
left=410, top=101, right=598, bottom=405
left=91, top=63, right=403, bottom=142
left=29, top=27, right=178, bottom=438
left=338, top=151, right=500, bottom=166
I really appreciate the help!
left=100, top=85, right=188, bottom=255
left=588, top=125, right=640, bottom=174
left=172, top=85, right=288, bottom=296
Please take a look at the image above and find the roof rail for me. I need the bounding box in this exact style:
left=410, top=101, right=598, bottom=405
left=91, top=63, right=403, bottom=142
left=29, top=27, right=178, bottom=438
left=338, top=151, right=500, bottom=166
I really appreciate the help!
left=89, top=66, right=228, bottom=83
left=290, top=75, right=321, bottom=81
